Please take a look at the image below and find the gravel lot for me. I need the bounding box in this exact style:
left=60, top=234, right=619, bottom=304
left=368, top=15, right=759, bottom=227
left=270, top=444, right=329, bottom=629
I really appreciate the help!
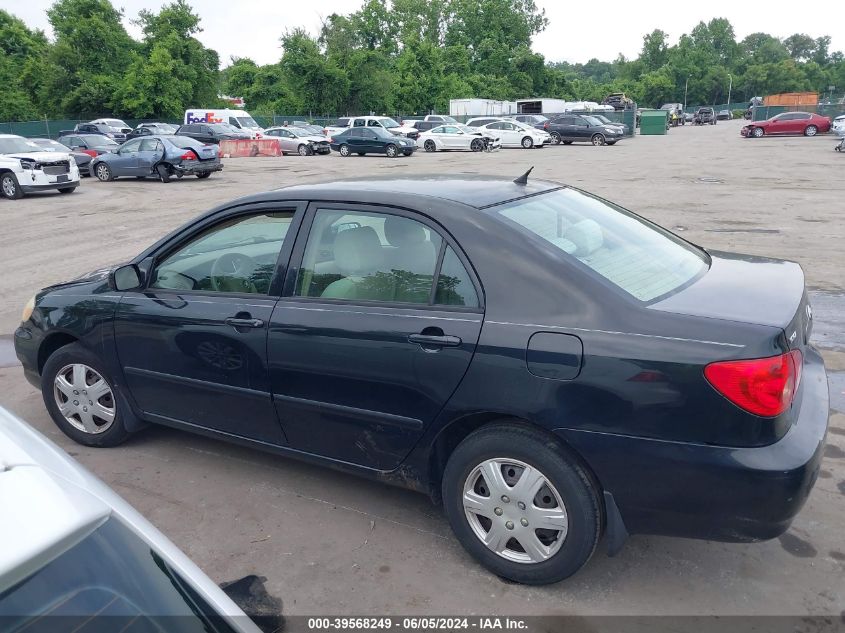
left=1, top=119, right=844, bottom=618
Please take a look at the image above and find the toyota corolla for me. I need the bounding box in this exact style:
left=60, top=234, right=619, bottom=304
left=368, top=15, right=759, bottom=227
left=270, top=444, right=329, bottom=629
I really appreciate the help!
left=14, top=174, right=828, bottom=585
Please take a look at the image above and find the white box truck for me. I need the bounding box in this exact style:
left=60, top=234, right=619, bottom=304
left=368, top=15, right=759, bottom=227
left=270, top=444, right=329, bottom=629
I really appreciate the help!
left=449, top=99, right=516, bottom=117
left=184, top=108, right=264, bottom=138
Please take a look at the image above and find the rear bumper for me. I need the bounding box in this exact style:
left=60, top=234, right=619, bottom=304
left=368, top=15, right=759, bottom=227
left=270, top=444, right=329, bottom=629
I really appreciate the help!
left=173, top=162, right=223, bottom=175
left=555, top=345, right=828, bottom=542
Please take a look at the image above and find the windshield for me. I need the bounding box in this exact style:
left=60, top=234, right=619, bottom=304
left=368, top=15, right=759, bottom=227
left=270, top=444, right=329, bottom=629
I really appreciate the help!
left=593, top=115, right=610, bottom=124
left=169, top=136, right=207, bottom=149
left=210, top=124, right=237, bottom=133
left=439, top=116, right=459, bottom=124
left=457, top=125, right=478, bottom=134
left=0, top=518, right=239, bottom=632
left=234, top=117, right=260, bottom=129
left=378, top=118, right=401, bottom=128
left=0, top=137, right=45, bottom=154
left=101, top=119, right=127, bottom=128
left=149, top=123, right=177, bottom=134
left=583, top=116, right=603, bottom=126
left=494, top=188, right=708, bottom=302
left=32, top=139, right=72, bottom=152
left=85, top=136, right=119, bottom=149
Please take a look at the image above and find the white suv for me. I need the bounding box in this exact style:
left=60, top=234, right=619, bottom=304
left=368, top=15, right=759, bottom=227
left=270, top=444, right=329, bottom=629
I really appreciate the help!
left=0, top=134, right=80, bottom=199
left=323, top=116, right=420, bottom=140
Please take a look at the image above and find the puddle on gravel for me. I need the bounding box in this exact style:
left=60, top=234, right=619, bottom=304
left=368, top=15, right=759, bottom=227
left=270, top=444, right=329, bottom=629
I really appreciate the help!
left=809, top=291, right=845, bottom=352
left=828, top=373, right=845, bottom=414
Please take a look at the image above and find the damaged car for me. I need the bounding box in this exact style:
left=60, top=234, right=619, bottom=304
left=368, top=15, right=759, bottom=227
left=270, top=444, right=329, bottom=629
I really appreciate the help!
left=0, top=134, right=80, bottom=199
left=90, top=135, right=222, bottom=183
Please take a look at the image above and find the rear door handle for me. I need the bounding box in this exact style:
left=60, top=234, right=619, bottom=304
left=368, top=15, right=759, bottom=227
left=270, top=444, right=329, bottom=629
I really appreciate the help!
left=225, top=317, right=264, bottom=329
left=408, top=333, right=462, bottom=347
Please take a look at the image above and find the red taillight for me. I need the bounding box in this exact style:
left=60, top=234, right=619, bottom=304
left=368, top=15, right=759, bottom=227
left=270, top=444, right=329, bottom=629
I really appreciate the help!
left=543, top=121, right=549, bottom=129
left=180, top=151, right=196, bottom=160
left=704, top=350, right=802, bottom=417
left=83, top=150, right=97, bottom=157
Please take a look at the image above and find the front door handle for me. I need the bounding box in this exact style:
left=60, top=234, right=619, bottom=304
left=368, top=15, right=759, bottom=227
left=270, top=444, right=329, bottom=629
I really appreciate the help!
left=408, top=333, right=462, bottom=347
left=225, top=317, right=264, bottom=329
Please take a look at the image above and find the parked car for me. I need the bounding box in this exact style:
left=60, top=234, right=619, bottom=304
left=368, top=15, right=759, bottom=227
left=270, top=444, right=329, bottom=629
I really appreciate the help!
left=0, top=134, right=80, bottom=199
left=264, top=126, right=330, bottom=155
left=403, top=120, right=440, bottom=134
left=126, top=122, right=178, bottom=140
left=29, top=138, right=94, bottom=176
left=14, top=175, right=828, bottom=585
left=590, top=114, right=629, bottom=135
left=741, top=111, right=832, bottom=138
left=833, top=114, right=845, bottom=137
left=417, top=124, right=501, bottom=152
left=509, top=114, right=550, bottom=129
left=323, top=116, right=419, bottom=140
left=403, top=114, right=460, bottom=126
left=0, top=406, right=262, bottom=633
left=90, top=135, right=222, bottom=182
left=717, top=109, right=732, bottom=121
left=684, top=111, right=694, bottom=123
left=74, top=120, right=130, bottom=142
left=329, top=126, right=416, bottom=157
left=601, top=92, right=634, bottom=110
left=465, top=116, right=506, bottom=128
left=473, top=119, right=550, bottom=148
left=660, top=103, right=684, bottom=126
left=286, top=121, right=325, bottom=136
left=57, top=133, right=120, bottom=156
left=694, top=107, right=717, bottom=125
left=176, top=122, right=251, bottom=144
left=546, top=114, right=625, bottom=145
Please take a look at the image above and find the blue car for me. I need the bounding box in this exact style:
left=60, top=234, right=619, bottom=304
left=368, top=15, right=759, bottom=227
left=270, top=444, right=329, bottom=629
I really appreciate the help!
left=13, top=175, right=828, bottom=585
left=90, top=135, right=222, bottom=183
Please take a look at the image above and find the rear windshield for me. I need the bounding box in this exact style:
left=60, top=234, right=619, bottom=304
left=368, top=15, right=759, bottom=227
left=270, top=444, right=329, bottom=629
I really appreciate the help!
left=494, top=188, right=708, bottom=302
left=168, top=136, right=206, bottom=149
left=84, top=136, right=119, bottom=148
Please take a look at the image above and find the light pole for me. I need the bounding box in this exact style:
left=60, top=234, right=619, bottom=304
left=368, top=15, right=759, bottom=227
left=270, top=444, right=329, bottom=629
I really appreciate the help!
left=683, top=75, right=690, bottom=111
left=726, top=73, right=733, bottom=108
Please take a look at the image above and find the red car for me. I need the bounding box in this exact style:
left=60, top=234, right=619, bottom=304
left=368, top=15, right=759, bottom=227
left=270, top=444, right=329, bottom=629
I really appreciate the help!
left=741, top=111, right=831, bottom=138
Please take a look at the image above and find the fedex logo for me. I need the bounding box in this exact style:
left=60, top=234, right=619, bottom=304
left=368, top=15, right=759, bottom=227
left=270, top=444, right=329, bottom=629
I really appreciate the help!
left=186, top=111, right=224, bottom=124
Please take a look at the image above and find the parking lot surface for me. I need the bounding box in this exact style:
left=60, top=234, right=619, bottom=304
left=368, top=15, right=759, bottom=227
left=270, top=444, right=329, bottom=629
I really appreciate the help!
left=1, top=120, right=844, bottom=617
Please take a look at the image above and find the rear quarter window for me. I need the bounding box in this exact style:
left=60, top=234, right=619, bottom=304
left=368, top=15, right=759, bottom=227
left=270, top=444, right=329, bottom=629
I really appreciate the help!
left=494, top=188, right=708, bottom=302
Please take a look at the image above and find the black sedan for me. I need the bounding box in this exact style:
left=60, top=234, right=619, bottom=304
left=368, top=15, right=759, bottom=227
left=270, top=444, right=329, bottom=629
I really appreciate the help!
left=175, top=123, right=251, bottom=144
left=56, top=133, right=120, bottom=156
left=14, top=176, right=828, bottom=585
left=29, top=138, right=94, bottom=176
left=329, top=127, right=416, bottom=157
left=546, top=114, right=625, bottom=145
left=126, top=122, right=179, bottom=141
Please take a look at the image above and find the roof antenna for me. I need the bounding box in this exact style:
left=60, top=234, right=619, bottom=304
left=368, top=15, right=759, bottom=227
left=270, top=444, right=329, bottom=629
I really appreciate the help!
left=513, top=166, right=534, bottom=185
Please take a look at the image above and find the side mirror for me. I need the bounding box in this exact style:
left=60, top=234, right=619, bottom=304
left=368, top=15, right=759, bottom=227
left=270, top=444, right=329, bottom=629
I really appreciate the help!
left=110, top=264, right=143, bottom=291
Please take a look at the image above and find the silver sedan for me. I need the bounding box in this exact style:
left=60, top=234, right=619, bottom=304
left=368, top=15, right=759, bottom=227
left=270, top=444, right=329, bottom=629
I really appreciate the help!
left=263, top=126, right=330, bottom=156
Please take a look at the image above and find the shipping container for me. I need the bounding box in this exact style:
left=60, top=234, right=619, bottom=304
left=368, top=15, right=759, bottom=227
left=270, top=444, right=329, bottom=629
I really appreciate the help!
left=449, top=99, right=517, bottom=117
left=763, top=92, right=819, bottom=107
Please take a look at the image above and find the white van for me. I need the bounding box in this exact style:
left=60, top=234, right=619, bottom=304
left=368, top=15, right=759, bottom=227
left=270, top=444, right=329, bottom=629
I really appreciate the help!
left=183, top=109, right=264, bottom=138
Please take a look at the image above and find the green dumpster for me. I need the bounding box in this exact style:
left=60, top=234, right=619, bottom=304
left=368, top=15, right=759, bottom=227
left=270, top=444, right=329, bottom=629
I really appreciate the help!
left=639, top=110, right=669, bottom=135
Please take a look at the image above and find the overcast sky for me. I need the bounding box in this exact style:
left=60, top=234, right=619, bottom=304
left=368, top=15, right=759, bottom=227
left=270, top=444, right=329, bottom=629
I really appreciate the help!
left=2, top=0, right=843, bottom=68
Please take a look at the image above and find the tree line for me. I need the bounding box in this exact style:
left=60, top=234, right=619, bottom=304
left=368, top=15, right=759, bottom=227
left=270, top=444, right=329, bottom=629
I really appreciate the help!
left=1, top=0, right=843, bottom=122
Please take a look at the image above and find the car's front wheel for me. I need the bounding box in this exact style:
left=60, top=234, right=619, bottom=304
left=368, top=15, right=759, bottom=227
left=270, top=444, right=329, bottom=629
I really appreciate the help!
left=550, top=132, right=561, bottom=145
left=58, top=186, right=77, bottom=194
left=521, top=136, right=534, bottom=149
left=338, top=144, right=350, bottom=157
left=42, top=343, right=130, bottom=447
left=385, top=144, right=398, bottom=157
left=442, top=424, right=601, bottom=585
left=424, top=139, right=437, bottom=152
left=94, top=163, right=113, bottom=182
left=752, top=127, right=764, bottom=138
left=297, top=144, right=311, bottom=156
left=591, top=134, right=606, bottom=146
left=1, top=172, right=24, bottom=199
left=470, top=138, right=484, bottom=152
left=804, top=125, right=818, bottom=137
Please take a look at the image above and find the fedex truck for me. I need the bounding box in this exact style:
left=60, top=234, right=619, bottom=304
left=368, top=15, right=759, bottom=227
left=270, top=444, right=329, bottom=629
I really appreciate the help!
left=183, top=109, right=264, bottom=138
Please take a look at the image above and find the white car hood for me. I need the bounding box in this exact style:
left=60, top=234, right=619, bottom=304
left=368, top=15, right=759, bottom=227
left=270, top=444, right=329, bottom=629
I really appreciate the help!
left=300, top=135, right=329, bottom=142
left=6, top=151, right=71, bottom=162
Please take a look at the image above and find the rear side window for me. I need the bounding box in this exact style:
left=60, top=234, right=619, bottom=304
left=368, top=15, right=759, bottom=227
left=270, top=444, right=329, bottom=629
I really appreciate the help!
left=494, top=189, right=708, bottom=302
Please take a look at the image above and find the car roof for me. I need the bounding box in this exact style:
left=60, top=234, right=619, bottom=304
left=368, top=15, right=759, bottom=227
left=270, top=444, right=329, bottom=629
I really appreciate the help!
left=250, top=175, right=561, bottom=210
left=0, top=134, right=25, bottom=139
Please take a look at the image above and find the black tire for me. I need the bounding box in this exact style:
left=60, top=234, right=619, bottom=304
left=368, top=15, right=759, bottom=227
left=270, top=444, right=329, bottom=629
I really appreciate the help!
left=591, top=134, right=606, bottom=146
left=386, top=144, right=398, bottom=157
left=357, top=152, right=365, bottom=156
left=0, top=172, right=23, bottom=199
left=403, top=150, right=413, bottom=156
left=339, top=144, right=350, bottom=157
left=58, top=186, right=77, bottom=194
left=550, top=132, right=561, bottom=145
left=606, top=141, right=616, bottom=146
left=562, top=140, right=573, bottom=145
left=804, top=125, right=817, bottom=137
left=424, top=139, right=437, bottom=152
left=94, top=162, right=113, bottom=182
left=197, top=172, right=211, bottom=179
left=521, top=136, right=533, bottom=149
left=41, top=343, right=131, bottom=447
left=470, top=138, right=484, bottom=152
left=156, top=163, right=171, bottom=183
left=752, top=127, right=764, bottom=138
left=442, top=424, right=601, bottom=585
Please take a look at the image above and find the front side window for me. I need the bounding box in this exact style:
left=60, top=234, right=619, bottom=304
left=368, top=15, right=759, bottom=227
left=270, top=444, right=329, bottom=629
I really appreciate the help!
left=139, top=138, right=161, bottom=152
left=151, top=212, right=293, bottom=294
left=297, top=210, right=444, bottom=304
left=120, top=139, right=142, bottom=153
left=494, top=189, right=708, bottom=302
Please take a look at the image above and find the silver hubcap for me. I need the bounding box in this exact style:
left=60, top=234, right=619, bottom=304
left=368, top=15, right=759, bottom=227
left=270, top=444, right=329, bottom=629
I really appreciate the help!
left=522, top=138, right=531, bottom=148
left=2, top=176, right=15, bottom=197
left=53, top=363, right=115, bottom=434
left=387, top=146, right=396, bottom=156
left=340, top=145, right=349, bottom=155
left=463, top=458, right=568, bottom=564
left=299, top=145, right=308, bottom=155
left=754, top=128, right=763, bottom=137
left=97, top=164, right=109, bottom=179
left=807, top=127, right=816, bottom=136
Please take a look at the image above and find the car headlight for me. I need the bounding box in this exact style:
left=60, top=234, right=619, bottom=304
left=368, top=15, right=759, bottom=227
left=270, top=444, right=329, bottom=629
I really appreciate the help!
left=19, top=159, right=34, bottom=170
left=22, top=295, right=35, bottom=322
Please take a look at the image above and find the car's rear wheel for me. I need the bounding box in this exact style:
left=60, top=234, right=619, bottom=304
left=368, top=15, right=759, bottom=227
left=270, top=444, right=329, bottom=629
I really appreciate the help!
left=339, top=144, right=350, bottom=157
left=0, top=172, right=23, bottom=199
left=156, top=163, right=171, bottom=183
left=562, top=140, right=573, bottom=145
left=297, top=144, right=310, bottom=156
left=386, top=144, right=398, bottom=157
left=521, top=136, right=533, bottom=149
left=58, top=186, right=77, bottom=194
left=442, top=424, right=601, bottom=585
left=42, top=343, right=130, bottom=447
left=550, top=132, right=561, bottom=145
left=94, top=163, right=113, bottom=182
left=752, top=127, right=764, bottom=138
left=470, top=138, right=484, bottom=152
left=804, top=125, right=818, bottom=137
left=606, top=141, right=616, bottom=146
left=424, top=139, right=437, bottom=152
left=591, top=134, right=606, bottom=146
left=197, top=172, right=211, bottom=179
